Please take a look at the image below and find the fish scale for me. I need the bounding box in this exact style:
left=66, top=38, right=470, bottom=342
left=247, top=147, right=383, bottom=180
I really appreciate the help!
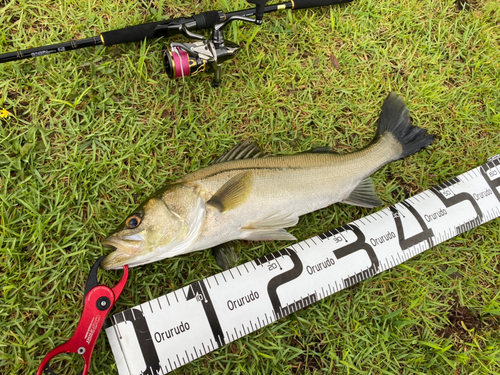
left=105, top=155, right=500, bottom=375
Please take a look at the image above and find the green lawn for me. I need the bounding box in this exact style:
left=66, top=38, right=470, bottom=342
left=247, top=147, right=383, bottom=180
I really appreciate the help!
left=1, top=0, right=500, bottom=374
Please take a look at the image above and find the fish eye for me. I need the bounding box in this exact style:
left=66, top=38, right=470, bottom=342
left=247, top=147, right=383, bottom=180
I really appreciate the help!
left=125, top=214, right=142, bottom=229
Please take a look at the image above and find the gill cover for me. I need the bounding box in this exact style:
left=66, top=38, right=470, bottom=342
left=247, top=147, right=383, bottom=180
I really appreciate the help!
left=102, top=184, right=206, bottom=269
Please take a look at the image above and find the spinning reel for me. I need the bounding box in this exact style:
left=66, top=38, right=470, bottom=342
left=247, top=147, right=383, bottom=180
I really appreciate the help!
left=158, top=0, right=268, bottom=87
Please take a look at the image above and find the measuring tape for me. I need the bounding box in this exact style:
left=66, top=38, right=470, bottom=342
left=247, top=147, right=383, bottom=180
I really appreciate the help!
left=105, top=155, right=500, bottom=375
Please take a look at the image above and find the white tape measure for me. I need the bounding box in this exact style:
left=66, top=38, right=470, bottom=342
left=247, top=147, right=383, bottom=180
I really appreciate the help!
left=105, top=155, right=500, bottom=375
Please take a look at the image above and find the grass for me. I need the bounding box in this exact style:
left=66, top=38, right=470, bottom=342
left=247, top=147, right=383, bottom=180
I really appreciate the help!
left=1, top=0, right=500, bottom=373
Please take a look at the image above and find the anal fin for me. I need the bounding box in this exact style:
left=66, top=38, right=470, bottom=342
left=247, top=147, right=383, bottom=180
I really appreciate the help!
left=343, top=177, right=383, bottom=208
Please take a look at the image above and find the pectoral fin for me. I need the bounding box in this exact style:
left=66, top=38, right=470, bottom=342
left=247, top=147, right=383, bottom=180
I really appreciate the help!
left=343, top=177, right=383, bottom=208
left=240, top=212, right=298, bottom=241
left=207, top=171, right=253, bottom=212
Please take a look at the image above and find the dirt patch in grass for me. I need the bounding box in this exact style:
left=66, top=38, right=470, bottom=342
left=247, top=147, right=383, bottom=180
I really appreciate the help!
left=455, top=0, right=479, bottom=11
left=289, top=335, right=328, bottom=374
left=439, top=302, right=499, bottom=343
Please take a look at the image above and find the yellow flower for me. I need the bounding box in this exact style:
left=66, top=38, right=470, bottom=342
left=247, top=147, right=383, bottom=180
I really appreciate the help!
left=0, top=108, right=9, bottom=118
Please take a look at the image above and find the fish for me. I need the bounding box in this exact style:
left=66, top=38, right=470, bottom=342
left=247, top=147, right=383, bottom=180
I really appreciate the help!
left=101, top=92, right=434, bottom=270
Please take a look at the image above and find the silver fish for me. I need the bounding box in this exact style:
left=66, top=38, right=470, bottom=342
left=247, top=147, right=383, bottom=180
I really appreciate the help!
left=101, top=93, right=434, bottom=269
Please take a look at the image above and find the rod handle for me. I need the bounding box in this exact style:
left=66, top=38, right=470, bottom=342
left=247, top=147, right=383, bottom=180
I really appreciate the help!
left=100, top=11, right=222, bottom=46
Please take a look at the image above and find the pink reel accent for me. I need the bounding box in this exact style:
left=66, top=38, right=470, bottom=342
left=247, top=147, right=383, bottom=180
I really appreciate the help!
left=171, top=48, right=191, bottom=78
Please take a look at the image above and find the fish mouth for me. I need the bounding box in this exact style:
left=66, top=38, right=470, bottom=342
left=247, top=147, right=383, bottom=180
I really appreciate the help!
left=101, top=236, right=145, bottom=270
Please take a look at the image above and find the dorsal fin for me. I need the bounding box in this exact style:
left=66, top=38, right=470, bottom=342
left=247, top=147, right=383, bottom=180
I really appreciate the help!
left=213, top=139, right=266, bottom=164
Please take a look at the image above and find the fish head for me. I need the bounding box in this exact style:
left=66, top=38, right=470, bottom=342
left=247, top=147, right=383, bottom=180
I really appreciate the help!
left=101, top=184, right=205, bottom=269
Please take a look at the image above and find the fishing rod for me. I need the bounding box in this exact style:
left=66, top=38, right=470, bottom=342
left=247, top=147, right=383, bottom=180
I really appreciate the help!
left=0, top=0, right=352, bottom=86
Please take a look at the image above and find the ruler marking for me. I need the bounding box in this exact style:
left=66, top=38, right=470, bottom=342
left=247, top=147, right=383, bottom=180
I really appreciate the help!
left=131, top=308, right=136, bottom=321
left=234, top=327, right=239, bottom=339
left=228, top=269, right=235, bottom=279
left=173, top=290, right=179, bottom=303
left=205, top=277, right=211, bottom=289
left=221, top=272, right=227, bottom=282
left=214, top=275, right=219, bottom=285
left=139, top=304, right=143, bottom=314
left=165, top=294, right=170, bottom=306
left=243, top=263, right=250, bottom=273
left=113, top=315, right=122, bottom=339
left=236, top=266, right=242, bottom=276
left=148, top=301, right=153, bottom=314
left=158, top=298, right=162, bottom=310
left=168, top=358, right=173, bottom=372
left=201, top=342, right=207, bottom=355
left=275, top=257, right=282, bottom=270
left=297, top=242, right=304, bottom=250
left=310, top=238, right=317, bottom=246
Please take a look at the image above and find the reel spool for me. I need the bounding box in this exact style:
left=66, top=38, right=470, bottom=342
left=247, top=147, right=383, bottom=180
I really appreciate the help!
left=164, top=47, right=196, bottom=79
left=164, top=40, right=240, bottom=87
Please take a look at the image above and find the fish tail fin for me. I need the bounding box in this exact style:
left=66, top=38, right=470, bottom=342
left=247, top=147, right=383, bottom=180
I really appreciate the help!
left=376, top=92, right=434, bottom=159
